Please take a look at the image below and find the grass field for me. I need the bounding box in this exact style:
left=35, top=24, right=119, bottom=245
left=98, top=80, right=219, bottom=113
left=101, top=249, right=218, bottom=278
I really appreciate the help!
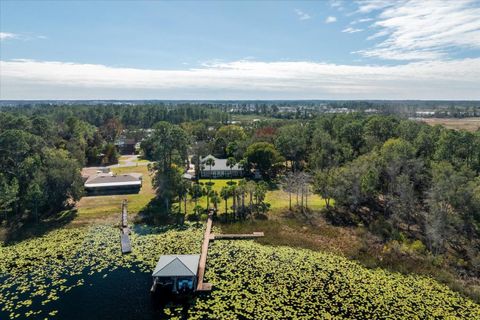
left=419, top=117, right=480, bottom=132
left=76, top=170, right=326, bottom=224
left=187, top=179, right=327, bottom=213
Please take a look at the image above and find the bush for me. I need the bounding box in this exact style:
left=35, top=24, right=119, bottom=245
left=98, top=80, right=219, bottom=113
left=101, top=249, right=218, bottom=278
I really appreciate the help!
left=186, top=213, right=199, bottom=221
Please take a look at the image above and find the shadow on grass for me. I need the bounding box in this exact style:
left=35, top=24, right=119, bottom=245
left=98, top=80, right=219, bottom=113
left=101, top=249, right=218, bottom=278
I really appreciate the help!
left=2, top=208, right=78, bottom=245
left=134, top=198, right=196, bottom=234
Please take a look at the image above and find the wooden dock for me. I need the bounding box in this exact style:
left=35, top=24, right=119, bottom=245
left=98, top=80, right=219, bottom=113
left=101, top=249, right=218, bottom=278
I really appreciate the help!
left=211, top=232, right=264, bottom=240
left=120, top=200, right=132, bottom=254
left=195, top=212, right=264, bottom=292
left=196, top=213, right=213, bottom=292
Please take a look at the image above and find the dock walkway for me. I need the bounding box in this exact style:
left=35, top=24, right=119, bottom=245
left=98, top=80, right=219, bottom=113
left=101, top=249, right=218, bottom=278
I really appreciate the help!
left=196, top=212, right=264, bottom=292
left=120, top=200, right=132, bottom=254
left=196, top=214, right=213, bottom=291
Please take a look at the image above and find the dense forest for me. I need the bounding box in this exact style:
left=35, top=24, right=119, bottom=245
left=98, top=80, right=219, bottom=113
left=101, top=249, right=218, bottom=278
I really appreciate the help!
left=1, top=103, right=480, bottom=299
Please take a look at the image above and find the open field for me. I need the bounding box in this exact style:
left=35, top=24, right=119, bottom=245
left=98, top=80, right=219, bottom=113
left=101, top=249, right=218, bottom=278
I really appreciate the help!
left=418, top=117, right=480, bottom=132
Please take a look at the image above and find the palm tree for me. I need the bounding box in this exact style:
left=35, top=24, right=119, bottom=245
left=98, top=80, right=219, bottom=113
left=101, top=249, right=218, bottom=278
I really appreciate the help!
left=220, top=186, right=230, bottom=216
left=204, top=185, right=213, bottom=209
left=211, top=191, right=220, bottom=212
left=189, top=183, right=203, bottom=208
left=230, top=185, right=237, bottom=221
left=204, top=157, right=215, bottom=182
left=226, top=157, right=237, bottom=182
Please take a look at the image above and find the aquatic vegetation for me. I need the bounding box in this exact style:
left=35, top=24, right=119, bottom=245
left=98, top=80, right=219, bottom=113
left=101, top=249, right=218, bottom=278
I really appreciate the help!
left=190, top=241, right=480, bottom=319
left=0, top=224, right=203, bottom=319
left=1, top=225, right=479, bottom=319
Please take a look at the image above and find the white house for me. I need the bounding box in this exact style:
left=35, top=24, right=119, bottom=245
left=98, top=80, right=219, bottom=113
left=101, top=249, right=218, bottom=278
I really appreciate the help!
left=199, top=155, right=243, bottom=179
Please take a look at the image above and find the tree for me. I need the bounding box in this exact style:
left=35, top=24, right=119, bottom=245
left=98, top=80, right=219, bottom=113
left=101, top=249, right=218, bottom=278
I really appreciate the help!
left=226, top=157, right=237, bottom=181
left=40, top=148, right=84, bottom=213
left=330, top=153, right=380, bottom=212
left=216, top=125, right=246, bottom=142
left=145, top=122, right=190, bottom=216
left=189, top=183, right=203, bottom=208
left=379, top=138, right=422, bottom=216
left=309, top=129, right=351, bottom=170
left=220, top=186, right=230, bottom=215
left=313, top=170, right=334, bottom=209
left=152, top=166, right=184, bottom=214
left=142, top=121, right=190, bottom=171
left=211, top=191, right=220, bottom=211
left=100, top=117, right=123, bottom=143
left=282, top=172, right=296, bottom=210
left=244, top=142, right=284, bottom=179
left=0, top=175, right=18, bottom=222
left=204, top=184, right=214, bottom=209
left=424, top=162, right=473, bottom=253
left=204, top=157, right=216, bottom=182
left=178, top=179, right=190, bottom=221
left=275, top=124, right=308, bottom=171
left=389, top=174, right=417, bottom=231
left=363, top=116, right=398, bottom=150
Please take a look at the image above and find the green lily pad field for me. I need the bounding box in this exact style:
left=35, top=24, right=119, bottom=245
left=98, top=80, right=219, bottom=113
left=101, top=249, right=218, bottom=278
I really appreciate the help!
left=0, top=224, right=479, bottom=319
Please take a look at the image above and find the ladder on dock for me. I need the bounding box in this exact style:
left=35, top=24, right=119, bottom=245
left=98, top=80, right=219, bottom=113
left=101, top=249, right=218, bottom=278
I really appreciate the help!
left=120, top=200, right=132, bottom=254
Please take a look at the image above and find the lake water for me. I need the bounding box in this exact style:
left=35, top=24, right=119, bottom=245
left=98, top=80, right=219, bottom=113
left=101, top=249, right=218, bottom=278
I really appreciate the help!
left=0, top=265, right=194, bottom=320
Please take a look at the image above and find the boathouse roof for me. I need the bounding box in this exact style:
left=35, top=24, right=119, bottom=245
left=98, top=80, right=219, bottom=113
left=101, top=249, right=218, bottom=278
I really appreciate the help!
left=152, top=254, right=200, bottom=277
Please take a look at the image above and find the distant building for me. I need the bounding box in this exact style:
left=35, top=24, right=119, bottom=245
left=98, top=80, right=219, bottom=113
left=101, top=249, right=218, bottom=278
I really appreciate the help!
left=200, top=155, right=243, bottom=179
left=151, top=255, right=200, bottom=294
left=84, top=173, right=142, bottom=195
left=115, top=138, right=136, bottom=155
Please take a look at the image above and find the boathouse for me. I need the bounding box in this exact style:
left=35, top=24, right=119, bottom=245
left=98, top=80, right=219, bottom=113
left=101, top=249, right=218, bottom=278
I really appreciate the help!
left=151, top=255, right=200, bottom=293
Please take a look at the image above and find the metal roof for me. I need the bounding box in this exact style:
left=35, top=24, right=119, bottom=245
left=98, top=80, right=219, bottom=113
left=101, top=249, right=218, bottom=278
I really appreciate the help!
left=152, top=254, right=200, bottom=277
left=200, top=155, right=241, bottom=171
left=84, top=174, right=142, bottom=188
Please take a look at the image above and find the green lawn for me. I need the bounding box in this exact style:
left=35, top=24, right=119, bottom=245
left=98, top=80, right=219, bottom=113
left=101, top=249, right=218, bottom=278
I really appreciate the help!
left=76, top=173, right=327, bottom=224
left=184, top=179, right=327, bottom=213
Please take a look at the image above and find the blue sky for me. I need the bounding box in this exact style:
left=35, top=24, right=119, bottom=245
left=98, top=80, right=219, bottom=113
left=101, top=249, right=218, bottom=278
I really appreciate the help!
left=1, top=0, right=479, bottom=100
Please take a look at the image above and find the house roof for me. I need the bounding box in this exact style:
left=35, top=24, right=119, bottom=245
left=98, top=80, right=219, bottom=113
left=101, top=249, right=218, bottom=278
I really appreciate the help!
left=200, top=155, right=241, bottom=171
left=84, top=174, right=142, bottom=188
left=152, top=254, right=200, bottom=277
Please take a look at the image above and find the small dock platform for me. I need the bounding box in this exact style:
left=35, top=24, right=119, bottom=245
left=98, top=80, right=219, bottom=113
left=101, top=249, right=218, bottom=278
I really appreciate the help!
left=120, top=200, right=132, bottom=254
left=121, top=233, right=132, bottom=253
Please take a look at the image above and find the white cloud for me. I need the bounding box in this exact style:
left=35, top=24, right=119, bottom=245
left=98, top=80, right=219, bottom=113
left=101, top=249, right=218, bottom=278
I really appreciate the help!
left=355, top=0, right=393, bottom=13
left=1, top=58, right=479, bottom=100
left=330, top=0, right=343, bottom=8
left=342, top=27, right=363, bottom=33
left=0, top=32, right=19, bottom=41
left=350, top=18, right=373, bottom=25
left=0, top=32, right=47, bottom=41
left=325, top=16, right=337, bottom=24
left=354, top=0, right=480, bottom=60
left=329, top=0, right=344, bottom=10
left=294, top=9, right=311, bottom=21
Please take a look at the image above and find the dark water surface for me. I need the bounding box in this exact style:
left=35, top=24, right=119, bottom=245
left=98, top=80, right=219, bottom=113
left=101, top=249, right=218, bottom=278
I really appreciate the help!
left=52, top=267, right=193, bottom=320
left=0, top=266, right=193, bottom=320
